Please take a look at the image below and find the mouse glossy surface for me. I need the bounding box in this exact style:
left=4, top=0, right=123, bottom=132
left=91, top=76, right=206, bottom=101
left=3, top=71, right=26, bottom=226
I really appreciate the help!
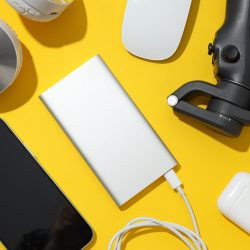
left=122, top=0, right=192, bottom=60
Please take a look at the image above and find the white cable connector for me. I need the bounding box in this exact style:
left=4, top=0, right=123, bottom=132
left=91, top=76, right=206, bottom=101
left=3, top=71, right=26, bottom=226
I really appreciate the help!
left=108, top=169, right=207, bottom=250
left=164, top=169, right=182, bottom=189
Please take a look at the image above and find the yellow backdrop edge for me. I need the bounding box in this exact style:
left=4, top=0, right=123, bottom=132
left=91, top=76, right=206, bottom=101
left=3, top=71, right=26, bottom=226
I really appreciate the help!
left=0, top=0, right=249, bottom=249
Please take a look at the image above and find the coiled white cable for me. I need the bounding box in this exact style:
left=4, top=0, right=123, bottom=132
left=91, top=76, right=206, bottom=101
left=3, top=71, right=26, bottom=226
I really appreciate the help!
left=108, top=170, right=208, bottom=250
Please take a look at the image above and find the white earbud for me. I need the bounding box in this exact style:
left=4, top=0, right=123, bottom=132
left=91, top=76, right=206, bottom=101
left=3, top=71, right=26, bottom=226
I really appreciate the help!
left=5, top=0, right=73, bottom=22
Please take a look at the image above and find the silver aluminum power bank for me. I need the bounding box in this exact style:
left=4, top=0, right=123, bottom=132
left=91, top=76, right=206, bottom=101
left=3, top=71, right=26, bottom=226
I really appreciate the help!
left=40, top=55, right=177, bottom=206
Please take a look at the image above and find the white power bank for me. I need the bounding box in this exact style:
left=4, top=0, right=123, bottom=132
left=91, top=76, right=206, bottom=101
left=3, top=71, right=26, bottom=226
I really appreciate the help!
left=40, top=55, right=177, bottom=206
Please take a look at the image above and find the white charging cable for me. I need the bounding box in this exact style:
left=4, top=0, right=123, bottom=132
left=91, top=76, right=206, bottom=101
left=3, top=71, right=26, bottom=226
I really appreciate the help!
left=108, top=170, right=207, bottom=250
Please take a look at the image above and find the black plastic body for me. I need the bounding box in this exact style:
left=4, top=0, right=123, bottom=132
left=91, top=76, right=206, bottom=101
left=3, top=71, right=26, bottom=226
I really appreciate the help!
left=169, top=0, right=250, bottom=137
left=213, top=0, right=250, bottom=87
left=0, top=119, right=93, bottom=250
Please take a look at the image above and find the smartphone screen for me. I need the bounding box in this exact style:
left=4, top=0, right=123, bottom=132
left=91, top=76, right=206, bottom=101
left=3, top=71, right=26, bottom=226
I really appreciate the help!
left=0, top=119, right=93, bottom=250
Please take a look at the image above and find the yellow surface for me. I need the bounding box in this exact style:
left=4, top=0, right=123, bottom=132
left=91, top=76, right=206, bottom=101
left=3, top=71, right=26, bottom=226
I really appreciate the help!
left=0, top=0, right=250, bottom=249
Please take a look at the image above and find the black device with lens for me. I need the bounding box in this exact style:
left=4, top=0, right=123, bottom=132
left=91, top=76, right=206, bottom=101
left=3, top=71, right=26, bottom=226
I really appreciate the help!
left=0, top=118, right=93, bottom=250
left=168, top=0, right=250, bottom=137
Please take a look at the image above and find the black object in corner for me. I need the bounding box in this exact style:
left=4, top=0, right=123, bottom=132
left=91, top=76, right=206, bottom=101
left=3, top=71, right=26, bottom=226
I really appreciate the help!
left=0, top=118, right=93, bottom=250
left=168, top=0, right=250, bottom=137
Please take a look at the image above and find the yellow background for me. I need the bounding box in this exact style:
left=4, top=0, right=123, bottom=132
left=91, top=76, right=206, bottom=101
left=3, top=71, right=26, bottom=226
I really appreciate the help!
left=0, top=0, right=250, bottom=249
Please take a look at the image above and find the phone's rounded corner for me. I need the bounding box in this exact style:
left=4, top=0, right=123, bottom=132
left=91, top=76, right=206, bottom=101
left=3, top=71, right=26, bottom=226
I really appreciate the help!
left=82, top=226, right=95, bottom=249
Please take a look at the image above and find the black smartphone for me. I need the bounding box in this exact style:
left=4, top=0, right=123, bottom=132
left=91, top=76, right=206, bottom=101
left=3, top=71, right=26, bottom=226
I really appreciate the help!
left=0, top=119, right=93, bottom=250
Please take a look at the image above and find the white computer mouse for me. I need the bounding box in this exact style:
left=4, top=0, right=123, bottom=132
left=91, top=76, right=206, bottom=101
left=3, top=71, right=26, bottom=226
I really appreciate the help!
left=122, top=0, right=192, bottom=61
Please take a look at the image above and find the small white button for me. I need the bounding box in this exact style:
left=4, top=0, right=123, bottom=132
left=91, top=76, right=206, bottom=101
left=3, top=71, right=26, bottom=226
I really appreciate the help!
left=167, top=95, right=178, bottom=107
